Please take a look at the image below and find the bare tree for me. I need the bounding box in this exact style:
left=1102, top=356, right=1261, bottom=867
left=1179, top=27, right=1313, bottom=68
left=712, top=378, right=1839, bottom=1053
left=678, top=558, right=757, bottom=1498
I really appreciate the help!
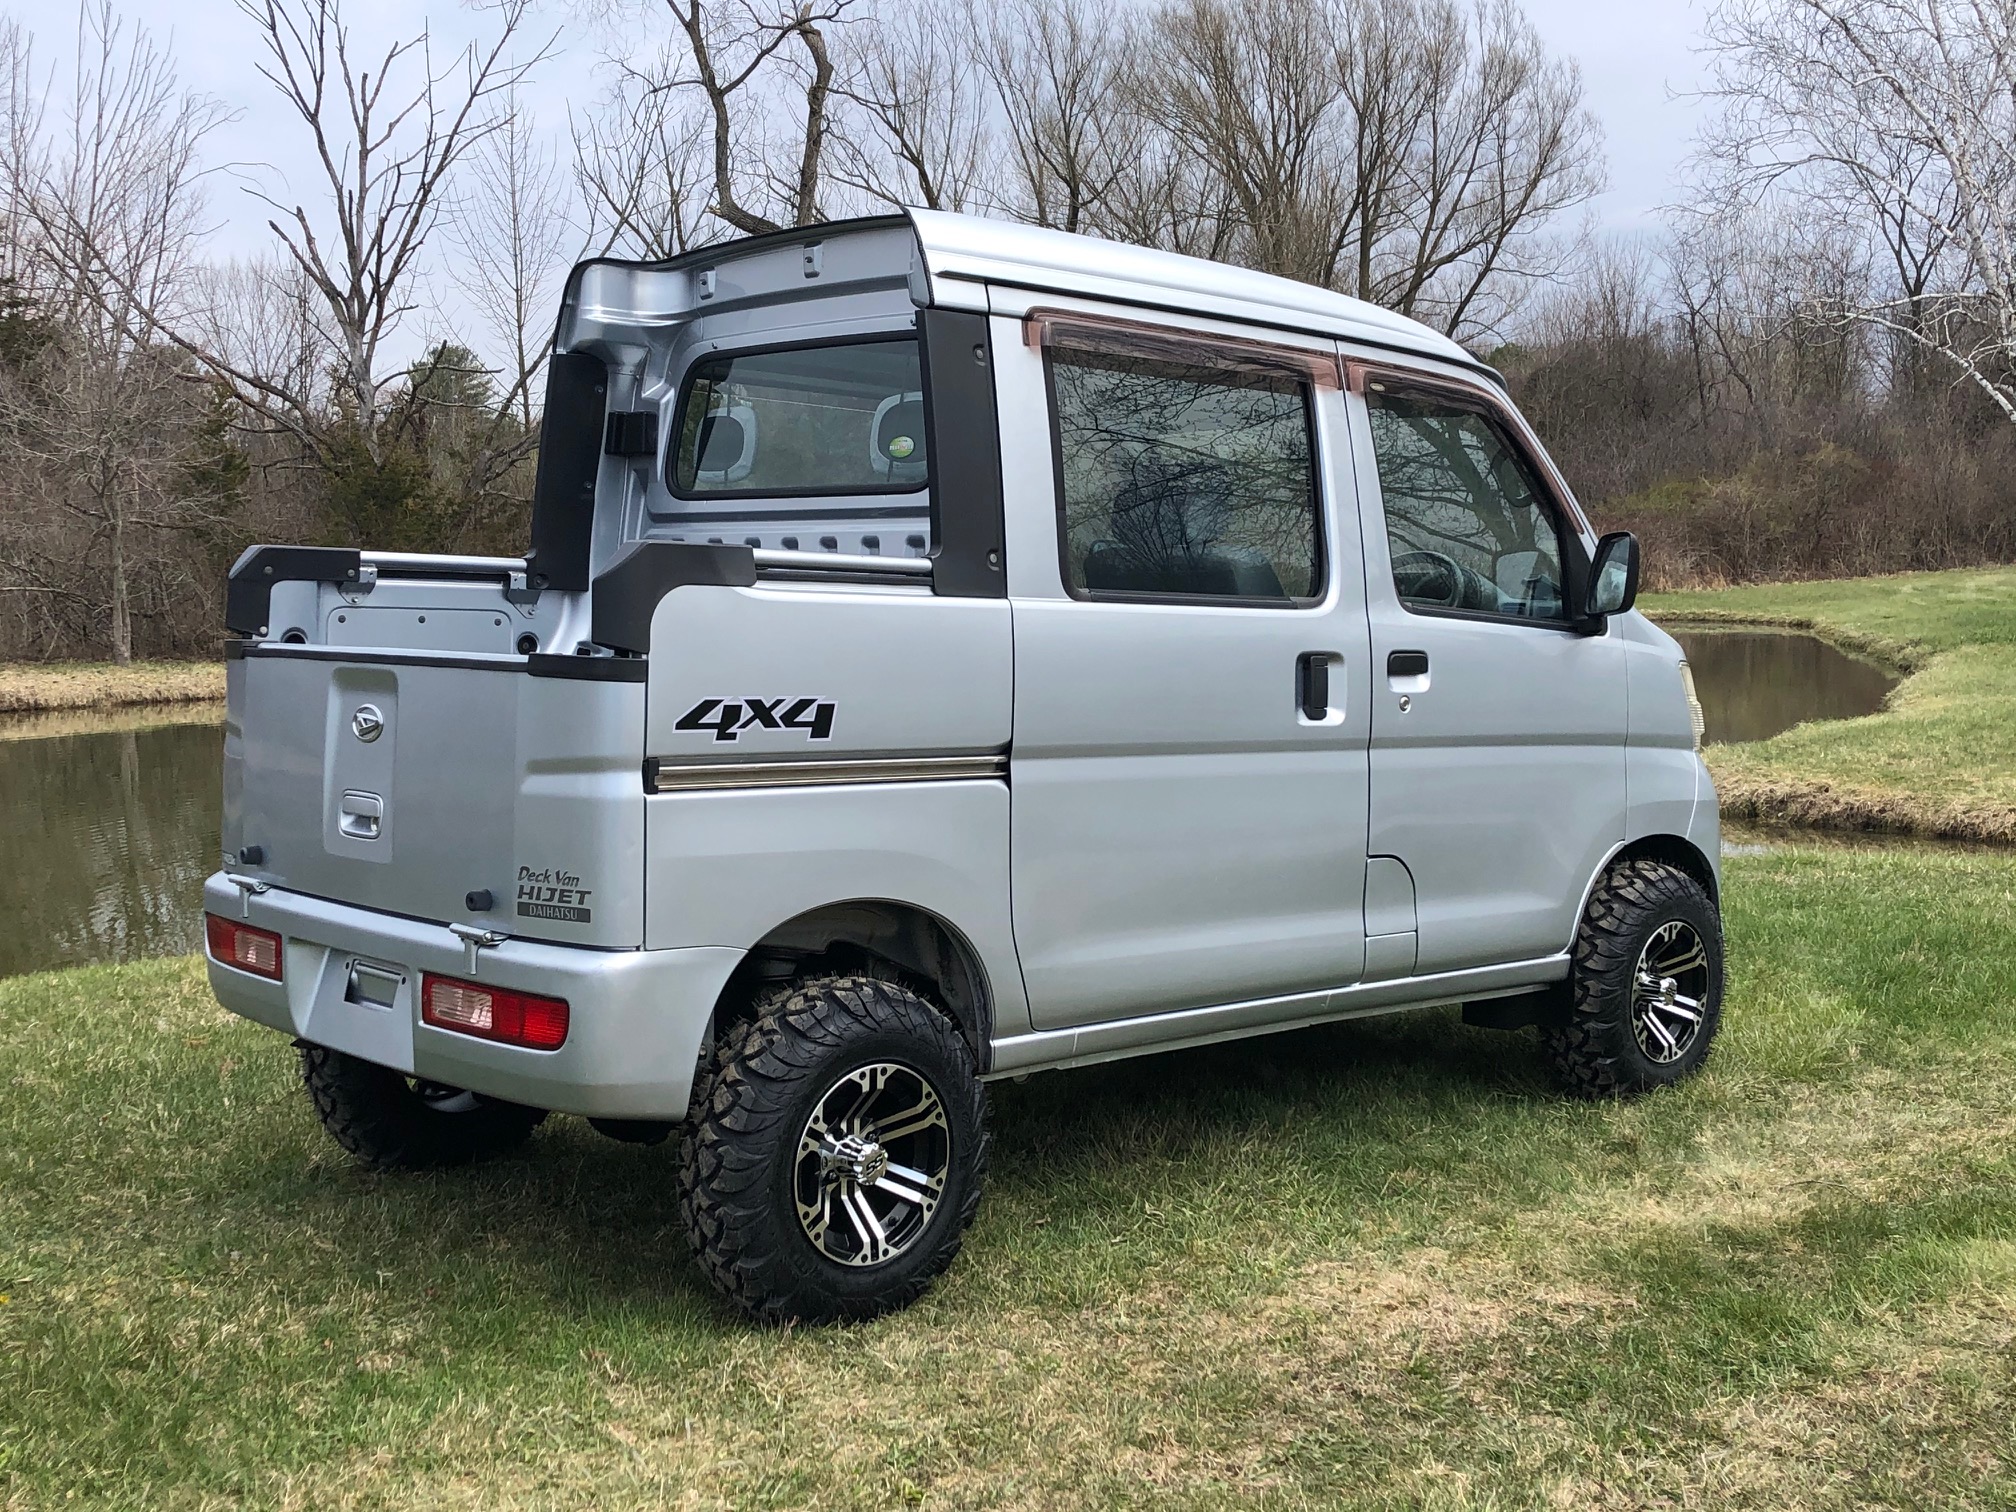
left=185, top=254, right=330, bottom=440
left=639, top=0, right=856, bottom=234
left=979, top=0, right=1139, bottom=233
left=219, top=0, right=555, bottom=463
left=0, top=3, right=230, bottom=663
left=1667, top=203, right=1873, bottom=439
left=1131, top=0, right=1602, bottom=338
left=829, top=3, right=994, bottom=212
left=452, top=87, right=570, bottom=426
left=1701, top=0, right=2016, bottom=421
left=1142, top=0, right=1349, bottom=283
left=571, top=56, right=719, bottom=258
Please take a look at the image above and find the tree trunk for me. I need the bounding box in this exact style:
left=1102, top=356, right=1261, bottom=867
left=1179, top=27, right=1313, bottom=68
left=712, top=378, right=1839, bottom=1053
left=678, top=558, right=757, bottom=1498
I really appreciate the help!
left=108, top=497, right=131, bottom=665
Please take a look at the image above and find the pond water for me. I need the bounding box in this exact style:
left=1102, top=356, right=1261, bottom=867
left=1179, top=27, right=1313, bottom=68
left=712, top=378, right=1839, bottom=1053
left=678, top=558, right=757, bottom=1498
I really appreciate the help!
left=1669, top=629, right=1899, bottom=745
left=0, top=716, right=222, bottom=980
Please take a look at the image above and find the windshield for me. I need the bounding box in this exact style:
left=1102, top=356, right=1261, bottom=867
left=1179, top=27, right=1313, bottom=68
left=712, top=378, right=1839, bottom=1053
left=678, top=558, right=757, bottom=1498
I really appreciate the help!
left=669, top=338, right=927, bottom=498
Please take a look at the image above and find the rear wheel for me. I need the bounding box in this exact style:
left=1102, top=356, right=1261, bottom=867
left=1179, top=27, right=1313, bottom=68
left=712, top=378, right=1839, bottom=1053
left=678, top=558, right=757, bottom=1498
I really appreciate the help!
left=299, top=1043, right=546, bottom=1169
left=678, top=974, right=987, bottom=1325
left=1546, top=857, right=1724, bottom=1097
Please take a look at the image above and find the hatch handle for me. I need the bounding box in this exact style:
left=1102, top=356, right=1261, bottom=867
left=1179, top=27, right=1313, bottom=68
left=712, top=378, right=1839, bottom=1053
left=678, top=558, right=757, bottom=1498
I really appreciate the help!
left=337, top=790, right=384, bottom=841
left=224, top=872, right=270, bottom=919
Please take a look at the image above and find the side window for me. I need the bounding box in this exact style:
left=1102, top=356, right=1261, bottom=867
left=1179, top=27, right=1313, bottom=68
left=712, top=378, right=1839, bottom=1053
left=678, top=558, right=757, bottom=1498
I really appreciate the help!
left=1047, top=348, right=1322, bottom=602
left=1365, top=384, right=1569, bottom=623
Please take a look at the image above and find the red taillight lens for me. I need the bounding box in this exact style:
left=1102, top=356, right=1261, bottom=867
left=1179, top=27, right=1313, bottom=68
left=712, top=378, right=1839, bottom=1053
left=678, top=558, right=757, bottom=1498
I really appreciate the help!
left=205, top=914, right=283, bottom=980
left=421, top=974, right=569, bottom=1051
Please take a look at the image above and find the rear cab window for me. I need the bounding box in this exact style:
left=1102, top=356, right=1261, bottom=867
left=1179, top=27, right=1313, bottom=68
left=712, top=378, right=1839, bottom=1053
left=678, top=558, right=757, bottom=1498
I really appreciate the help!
left=669, top=338, right=928, bottom=499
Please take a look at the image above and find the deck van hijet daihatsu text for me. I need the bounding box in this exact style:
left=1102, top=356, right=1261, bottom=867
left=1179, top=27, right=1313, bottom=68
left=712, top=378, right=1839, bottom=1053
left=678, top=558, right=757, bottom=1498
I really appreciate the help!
left=204, top=210, right=1724, bottom=1323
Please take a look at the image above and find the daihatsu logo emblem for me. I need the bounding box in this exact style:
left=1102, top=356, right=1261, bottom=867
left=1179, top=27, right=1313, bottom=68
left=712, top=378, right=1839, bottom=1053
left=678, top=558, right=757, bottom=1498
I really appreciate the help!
left=351, top=704, right=385, bottom=743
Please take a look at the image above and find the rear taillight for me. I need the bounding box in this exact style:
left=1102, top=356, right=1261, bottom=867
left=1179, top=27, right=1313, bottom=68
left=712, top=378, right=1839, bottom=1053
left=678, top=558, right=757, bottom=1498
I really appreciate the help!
left=421, top=974, right=569, bottom=1051
left=205, top=914, right=283, bottom=980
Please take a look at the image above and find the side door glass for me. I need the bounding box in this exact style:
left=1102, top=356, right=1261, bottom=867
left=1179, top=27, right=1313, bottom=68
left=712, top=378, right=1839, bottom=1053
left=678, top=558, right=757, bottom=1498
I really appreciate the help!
left=1364, top=384, right=1569, bottom=622
left=1049, top=350, right=1321, bottom=603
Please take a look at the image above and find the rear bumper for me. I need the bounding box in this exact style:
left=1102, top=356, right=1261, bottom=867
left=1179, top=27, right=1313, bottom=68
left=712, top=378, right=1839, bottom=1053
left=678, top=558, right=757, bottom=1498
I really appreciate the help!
left=203, top=874, right=743, bottom=1118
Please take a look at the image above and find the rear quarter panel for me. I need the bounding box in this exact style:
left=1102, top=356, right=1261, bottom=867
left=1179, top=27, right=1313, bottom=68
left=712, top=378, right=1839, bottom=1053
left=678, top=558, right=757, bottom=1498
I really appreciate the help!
left=640, top=580, right=1026, bottom=1030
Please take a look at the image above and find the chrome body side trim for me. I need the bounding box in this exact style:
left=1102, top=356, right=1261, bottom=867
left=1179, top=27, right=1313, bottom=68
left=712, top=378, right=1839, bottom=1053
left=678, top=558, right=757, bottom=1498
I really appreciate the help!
left=650, top=752, right=1008, bottom=792
left=752, top=548, right=932, bottom=576
left=983, top=953, right=1572, bottom=1078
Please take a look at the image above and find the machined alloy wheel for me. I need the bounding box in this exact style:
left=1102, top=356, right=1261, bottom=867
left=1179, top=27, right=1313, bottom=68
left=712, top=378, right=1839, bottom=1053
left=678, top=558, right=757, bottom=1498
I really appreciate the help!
left=1546, top=856, right=1725, bottom=1097
left=680, top=974, right=987, bottom=1325
left=794, top=1061, right=952, bottom=1267
left=1631, top=919, right=1711, bottom=1064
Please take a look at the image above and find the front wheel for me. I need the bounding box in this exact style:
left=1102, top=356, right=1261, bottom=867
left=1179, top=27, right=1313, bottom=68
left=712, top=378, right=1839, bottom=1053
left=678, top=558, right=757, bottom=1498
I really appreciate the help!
left=678, top=975, right=988, bottom=1324
left=1546, top=857, right=1724, bottom=1097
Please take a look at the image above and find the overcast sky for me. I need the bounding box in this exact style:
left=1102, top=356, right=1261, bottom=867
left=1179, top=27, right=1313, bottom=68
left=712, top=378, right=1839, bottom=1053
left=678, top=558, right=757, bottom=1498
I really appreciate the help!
left=1, top=0, right=1715, bottom=343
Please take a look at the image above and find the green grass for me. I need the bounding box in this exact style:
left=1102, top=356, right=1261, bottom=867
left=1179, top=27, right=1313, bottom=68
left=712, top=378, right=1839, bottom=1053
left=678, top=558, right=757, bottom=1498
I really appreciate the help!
left=6, top=844, right=2016, bottom=1508
left=1644, top=566, right=2016, bottom=840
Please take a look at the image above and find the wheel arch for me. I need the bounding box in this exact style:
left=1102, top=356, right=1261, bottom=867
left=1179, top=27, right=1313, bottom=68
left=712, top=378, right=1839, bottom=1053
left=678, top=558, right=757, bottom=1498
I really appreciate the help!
left=714, top=898, right=997, bottom=1071
left=1578, top=833, right=1721, bottom=928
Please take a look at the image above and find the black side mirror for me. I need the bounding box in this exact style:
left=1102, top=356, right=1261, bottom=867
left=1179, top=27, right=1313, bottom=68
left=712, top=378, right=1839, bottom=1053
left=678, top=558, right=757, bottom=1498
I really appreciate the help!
left=1585, top=531, right=1640, bottom=620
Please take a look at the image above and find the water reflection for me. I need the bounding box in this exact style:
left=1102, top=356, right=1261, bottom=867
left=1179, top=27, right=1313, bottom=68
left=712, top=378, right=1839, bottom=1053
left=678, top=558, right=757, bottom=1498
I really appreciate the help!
left=1669, top=629, right=1899, bottom=745
left=0, top=716, right=221, bottom=978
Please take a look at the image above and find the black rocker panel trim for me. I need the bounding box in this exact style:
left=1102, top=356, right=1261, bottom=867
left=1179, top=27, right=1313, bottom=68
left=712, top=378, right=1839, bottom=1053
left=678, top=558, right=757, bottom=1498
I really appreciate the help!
left=918, top=308, right=1006, bottom=599
left=590, top=540, right=758, bottom=655
left=226, top=545, right=364, bottom=636
left=526, top=350, right=610, bottom=592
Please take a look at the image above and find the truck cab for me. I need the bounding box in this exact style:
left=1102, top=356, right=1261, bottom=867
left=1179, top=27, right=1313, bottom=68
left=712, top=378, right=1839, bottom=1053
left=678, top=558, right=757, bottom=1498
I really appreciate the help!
left=206, top=211, right=1722, bottom=1323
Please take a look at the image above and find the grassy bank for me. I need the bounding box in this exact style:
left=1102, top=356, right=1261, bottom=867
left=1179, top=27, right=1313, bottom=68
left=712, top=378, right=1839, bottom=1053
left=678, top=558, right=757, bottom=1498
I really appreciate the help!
left=5, top=843, right=2015, bottom=1508
left=1644, top=566, right=2016, bottom=841
left=0, top=661, right=223, bottom=715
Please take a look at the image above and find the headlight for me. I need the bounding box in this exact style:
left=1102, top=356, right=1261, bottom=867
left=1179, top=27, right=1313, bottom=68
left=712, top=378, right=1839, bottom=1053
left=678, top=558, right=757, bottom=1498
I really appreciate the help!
left=1677, top=660, right=1706, bottom=750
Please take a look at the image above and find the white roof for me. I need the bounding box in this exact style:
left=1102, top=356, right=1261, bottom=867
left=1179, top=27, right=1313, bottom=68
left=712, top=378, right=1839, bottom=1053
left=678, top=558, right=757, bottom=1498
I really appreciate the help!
left=905, top=208, right=1475, bottom=370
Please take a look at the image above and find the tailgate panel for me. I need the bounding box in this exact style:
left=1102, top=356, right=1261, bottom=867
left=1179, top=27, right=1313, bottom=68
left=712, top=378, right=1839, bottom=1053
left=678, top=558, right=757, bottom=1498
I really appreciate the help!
left=228, top=653, right=644, bottom=947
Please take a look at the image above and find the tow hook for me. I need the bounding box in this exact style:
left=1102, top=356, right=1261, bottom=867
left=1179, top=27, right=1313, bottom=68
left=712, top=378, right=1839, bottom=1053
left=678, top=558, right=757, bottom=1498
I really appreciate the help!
left=448, top=921, right=509, bottom=973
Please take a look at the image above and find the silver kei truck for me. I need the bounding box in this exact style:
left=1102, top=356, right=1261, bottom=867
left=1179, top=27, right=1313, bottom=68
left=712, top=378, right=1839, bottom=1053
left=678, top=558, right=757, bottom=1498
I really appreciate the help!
left=205, top=210, right=1724, bottom=1324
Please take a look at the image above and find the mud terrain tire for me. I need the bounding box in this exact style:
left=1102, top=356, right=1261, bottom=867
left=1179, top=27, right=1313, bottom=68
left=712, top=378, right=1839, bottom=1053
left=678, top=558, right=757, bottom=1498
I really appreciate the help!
left=679, top=974, right=987, bottom=1325
left=1546, top=858, right=1724, bottom=1098
left=299, top=1043, right=546, bottom=1169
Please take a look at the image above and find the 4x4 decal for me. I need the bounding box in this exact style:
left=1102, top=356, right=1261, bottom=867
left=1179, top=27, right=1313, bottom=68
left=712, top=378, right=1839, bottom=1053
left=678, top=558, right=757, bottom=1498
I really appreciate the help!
left=674, top=696, right=837, bottom=742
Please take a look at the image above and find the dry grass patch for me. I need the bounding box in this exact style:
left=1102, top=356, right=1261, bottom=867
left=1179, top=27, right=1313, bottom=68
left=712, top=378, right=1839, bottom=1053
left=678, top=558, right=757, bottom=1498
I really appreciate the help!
left=0, top=660, right=222, bottom=713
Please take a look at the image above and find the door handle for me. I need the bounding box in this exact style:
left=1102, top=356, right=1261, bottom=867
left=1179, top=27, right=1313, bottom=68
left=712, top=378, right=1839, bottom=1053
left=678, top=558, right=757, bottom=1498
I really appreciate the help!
left=1387, top=650, right=1429, bottom=679
left=1296, top=652, right=1331, bottom=720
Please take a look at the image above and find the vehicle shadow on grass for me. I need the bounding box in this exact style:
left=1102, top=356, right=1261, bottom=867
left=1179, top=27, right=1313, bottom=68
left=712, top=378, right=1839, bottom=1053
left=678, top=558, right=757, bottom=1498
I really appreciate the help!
left=271, top=1008, right=1558, bottom=1330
